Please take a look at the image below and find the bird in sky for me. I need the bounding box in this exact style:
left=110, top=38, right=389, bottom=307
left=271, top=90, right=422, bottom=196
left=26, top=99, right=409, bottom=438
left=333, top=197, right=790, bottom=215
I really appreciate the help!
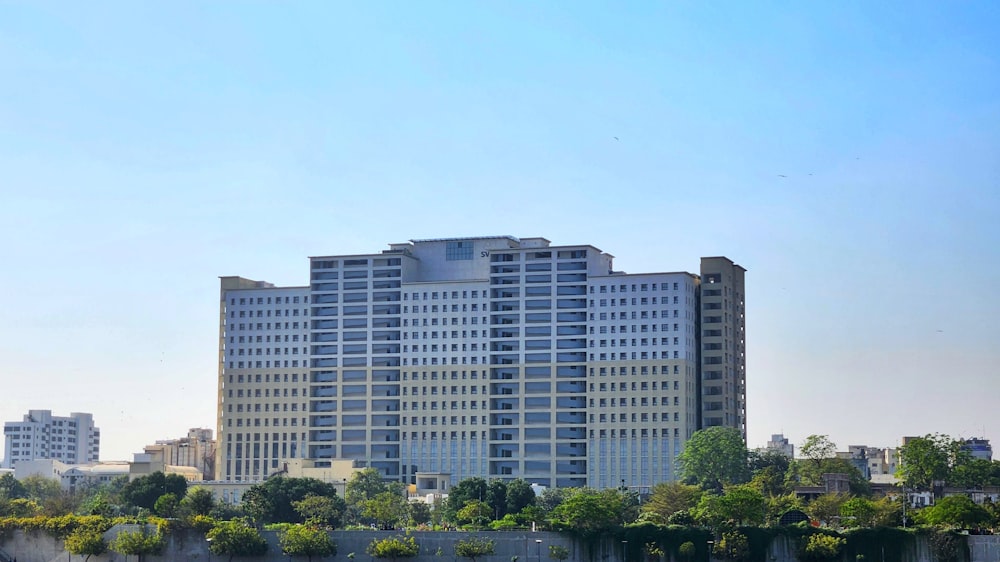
left=613, top=137, right=619, bottom=141
left=778, top=174, right=787, bottom=178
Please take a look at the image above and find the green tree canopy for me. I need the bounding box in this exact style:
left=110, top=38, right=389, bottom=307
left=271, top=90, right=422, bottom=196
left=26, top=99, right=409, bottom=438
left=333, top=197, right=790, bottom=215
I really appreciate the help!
left=120, top=471, right=188, bottom=511
left=280, top=524, right=337, bottom=562
left=207, top=519, right=269, bottom=560
left=456, top=499, right=492, bottom=528
left=0, top=473, right=27, bottom=499
left=153, top=493, right=179, bottom=517
left=346, top=468, right=388, bottom=506
left=180, top=486, right=217, bottom=518
left=898, top=434, right=960, bottom=490
left=409, top=500, right=432, bottom=526
left=677, top=427, right=750, bottom=492
left=362, top=490, right=409, bottom=529
left=242, top=477, right=340, bottom=524
left=800, top=435, right=837, bottom=468
left=918, top=495, right=992, bottom=528
left=444, top=477, right=488, bottom=521
left=486, top=479, right=508, bottom=519
left=550, top=487, right=629, bottom=535
left=294, top=494, right=347, bottom=528
left=716, top=485, right=766, bottom=526
left=505, top=479, right=536, bottom=515
left=641, top=482, right=702, bottom=523
left=807, top=493, right=848, bottom=528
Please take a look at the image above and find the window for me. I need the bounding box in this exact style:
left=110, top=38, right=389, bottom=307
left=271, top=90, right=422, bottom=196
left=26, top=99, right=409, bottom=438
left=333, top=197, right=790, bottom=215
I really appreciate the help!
left=446, top=241, right=474, bottom=261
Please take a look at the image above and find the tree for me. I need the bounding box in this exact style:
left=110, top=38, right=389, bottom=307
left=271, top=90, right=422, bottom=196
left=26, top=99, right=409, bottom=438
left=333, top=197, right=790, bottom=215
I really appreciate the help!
left=180, top=486, right=217, bottom=517
left=346, top=468, right=388, bottom=506
left=65, top=529, right=108, bottom=562
left=367, top=535, right=419, bottom=562
left=280, top=524, right=337, bottom=562
left=456, top=499, right=492, bottom=528
left=951, top=458, right=994, bottom=489
left=444, top=477, right=488, bottom=521
left=120, top=472, right=188, bottom=511
left=242, top=477, right=340, bottom=524
left=0, top=473, right=27, bottom=499
left=454, top=536, right=495, bottom=562
left=505, top=479, right=536, bottom=515
left=549, top=545, right=570, bottom=561
left=550, top=488, right=627, bottom=535
left=109, top=528, right=165, bottom=562
left=409, top=501, right=432, bottom=526
left=840, top=497, right=878, bottom=527
left=537, top=487, right=569, bottom=512
left=21, top=474, right=62, bottom=503
left=765, top=494, right=804, bottom=526
left=898, top=434, right=953, bottom=490
left=207, top=519, right=269, bottom=561
left=362, top=490, right=409, bottom=529
left=294, top=494, right=347, bottom=528
left=716, top=485, right=766, bottom=526
left=153, top=492, right=179, bottom=517
left=642, top=482, right=702, bottom=523
left=800, top=436, right=837, bottom=468
left=486, top=479, right=508, bottom=519
left=807, top=493, right=848, bottom=528
left=918, top=495, right=991, bottom=528
left=677, top=427, right=749, bottom=492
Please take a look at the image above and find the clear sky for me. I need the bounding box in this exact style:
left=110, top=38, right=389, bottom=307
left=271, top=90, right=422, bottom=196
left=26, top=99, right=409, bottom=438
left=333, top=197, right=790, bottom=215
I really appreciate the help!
left=1, top=2, right=998, bottom=462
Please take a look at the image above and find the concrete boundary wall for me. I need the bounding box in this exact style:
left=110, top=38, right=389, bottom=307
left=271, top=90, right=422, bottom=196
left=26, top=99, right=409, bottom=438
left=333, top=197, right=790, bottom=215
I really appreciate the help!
left=2, top=528, right=998, bottom=562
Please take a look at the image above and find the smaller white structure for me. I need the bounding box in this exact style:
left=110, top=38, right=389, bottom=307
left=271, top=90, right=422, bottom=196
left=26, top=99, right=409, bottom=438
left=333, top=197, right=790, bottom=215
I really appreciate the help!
left=14, top=458, right=129, bottom=491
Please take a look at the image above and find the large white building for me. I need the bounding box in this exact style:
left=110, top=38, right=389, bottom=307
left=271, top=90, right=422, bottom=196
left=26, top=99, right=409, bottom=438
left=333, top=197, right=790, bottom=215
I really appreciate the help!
left=2, top=410, right=100, bottom=468
left=217, top=236, right=746, bottom=489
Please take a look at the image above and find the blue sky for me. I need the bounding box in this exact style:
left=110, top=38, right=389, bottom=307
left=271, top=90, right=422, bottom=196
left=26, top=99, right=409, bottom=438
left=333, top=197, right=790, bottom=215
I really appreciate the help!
left=1, top=2, right=998, bottom=461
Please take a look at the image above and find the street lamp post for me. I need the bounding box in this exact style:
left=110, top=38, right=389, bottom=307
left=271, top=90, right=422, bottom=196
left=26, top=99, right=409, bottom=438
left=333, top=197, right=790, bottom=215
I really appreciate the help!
left=536, top=539, right=543, bottom=562
left=206, top=536, right=213, bottom=562
left=708, top=540, right=715, bottom=561
left=622, top=540, right=628, bottom=562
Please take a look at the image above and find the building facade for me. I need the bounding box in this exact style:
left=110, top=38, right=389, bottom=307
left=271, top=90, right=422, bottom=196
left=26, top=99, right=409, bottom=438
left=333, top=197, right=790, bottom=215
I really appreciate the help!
left=217, top=236, right=746, bottom=488
left=2, top=410, right=100, bottom=469
left=141, top=428, right=217, bottom=481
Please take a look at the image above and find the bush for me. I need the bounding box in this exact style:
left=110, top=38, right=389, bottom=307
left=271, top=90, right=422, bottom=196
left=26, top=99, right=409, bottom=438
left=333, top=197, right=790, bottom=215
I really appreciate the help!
left=207, top=519, right=269, bottom=558
left=800, top=533, right=846, bottom=562
left=367, top=535, right=420, bottom=561
left=455, top=536, right=495, bottom=562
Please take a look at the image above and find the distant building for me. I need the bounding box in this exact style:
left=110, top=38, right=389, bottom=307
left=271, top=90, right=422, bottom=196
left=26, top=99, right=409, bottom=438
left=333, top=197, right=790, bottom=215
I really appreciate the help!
left=839, top=445, right=899, bottom=480
left=217, top=236, right=747, bottom=489
left=960, top=438, right=992, bottom=461
left=765, top=434, right=794, bottom=457
left=2, top=410, right=100, bottom=469
left=141, top=428, right=216, bottom=480
left=13, top=458, right=128, bottom=492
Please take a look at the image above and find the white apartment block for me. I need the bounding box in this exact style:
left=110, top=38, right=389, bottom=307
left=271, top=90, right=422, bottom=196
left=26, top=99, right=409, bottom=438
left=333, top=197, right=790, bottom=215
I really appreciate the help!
left=217, top=236, right=746, bottom=489
left=2, top=410, right=100, bottom=469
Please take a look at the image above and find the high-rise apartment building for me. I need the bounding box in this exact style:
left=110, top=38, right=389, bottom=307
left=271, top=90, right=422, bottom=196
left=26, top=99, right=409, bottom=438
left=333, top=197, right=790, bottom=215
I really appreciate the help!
left=2, top=410, right=100, bottom=468
left=217, top=236, right=746, bottom=488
